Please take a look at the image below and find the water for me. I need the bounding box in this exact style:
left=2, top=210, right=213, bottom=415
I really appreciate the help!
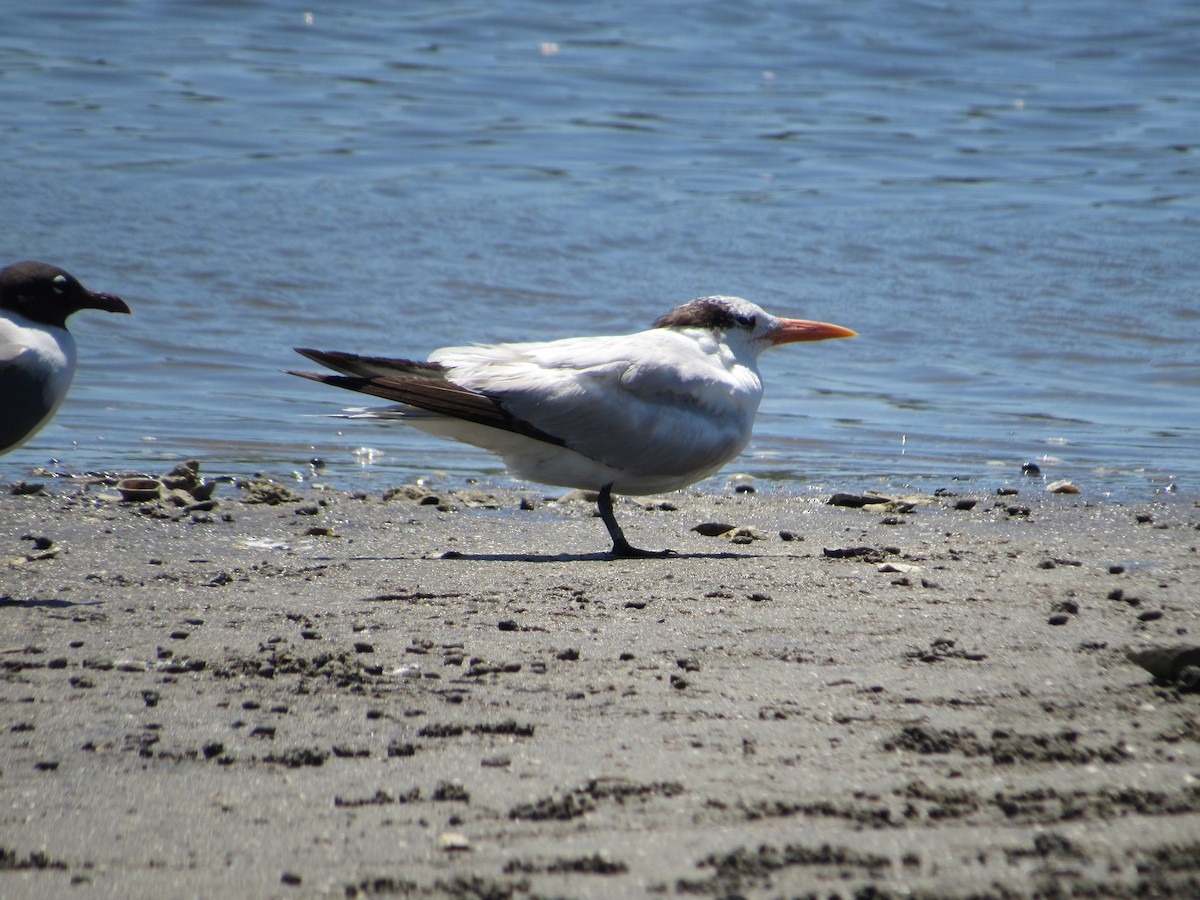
left=3, top=1, right=1198, bottom=500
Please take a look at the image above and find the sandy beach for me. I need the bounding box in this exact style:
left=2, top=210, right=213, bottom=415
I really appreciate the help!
left=2, top=465, right=1199, bottom=898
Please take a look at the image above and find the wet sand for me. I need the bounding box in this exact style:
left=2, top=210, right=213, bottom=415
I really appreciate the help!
left=2, top=467, right=1199, bottom=898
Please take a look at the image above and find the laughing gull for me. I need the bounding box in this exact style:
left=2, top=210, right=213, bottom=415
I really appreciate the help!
left=0, top=261, right=130, bottom=454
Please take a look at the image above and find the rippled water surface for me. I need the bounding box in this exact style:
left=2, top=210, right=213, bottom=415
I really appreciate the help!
left=3, top=2, right=1198, bottom=499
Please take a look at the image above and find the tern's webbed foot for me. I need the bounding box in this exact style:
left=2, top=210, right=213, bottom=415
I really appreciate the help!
left=597, top=483, right=676, bottom=559
left=609, top=540, right=677, bottom=560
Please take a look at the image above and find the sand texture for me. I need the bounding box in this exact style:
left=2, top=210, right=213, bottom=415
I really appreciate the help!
left=2, top=470, right=1199, bottom=898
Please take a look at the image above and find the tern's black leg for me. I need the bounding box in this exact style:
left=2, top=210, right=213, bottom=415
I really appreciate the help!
left=597, top=482, right=675, bottom=559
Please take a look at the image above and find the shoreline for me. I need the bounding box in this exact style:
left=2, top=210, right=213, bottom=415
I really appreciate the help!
left=2, top=467, right=1199, bottom=898
left=3, top=436, right=1193, bottom=511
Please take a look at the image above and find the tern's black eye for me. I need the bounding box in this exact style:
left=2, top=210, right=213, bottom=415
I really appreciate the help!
left=735, top=314, right=757, bottom=328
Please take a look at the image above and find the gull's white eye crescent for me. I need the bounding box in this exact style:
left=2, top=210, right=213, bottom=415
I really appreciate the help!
left=52, top=274, right=67, bottom=295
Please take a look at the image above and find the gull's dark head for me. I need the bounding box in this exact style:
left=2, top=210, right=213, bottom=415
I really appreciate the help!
left=653, top=295, right=856, bottom=347
left=0, top=260, right=130, bottom=329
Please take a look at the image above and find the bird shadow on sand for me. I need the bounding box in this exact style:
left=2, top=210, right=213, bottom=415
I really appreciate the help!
left=427, top=550, right=758, bottom=563
left=0, top=596, right=103, bottom=609
left=334, top=550, right=760, bottom=564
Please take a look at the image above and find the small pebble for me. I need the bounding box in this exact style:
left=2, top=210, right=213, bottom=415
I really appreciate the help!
left=437, top=832, right=471, bottom=852
left=727, top=525, right=766, bottom=542
left=827, top=492, right=890, bottom=508
left=692, top=522, right=736, bottom=537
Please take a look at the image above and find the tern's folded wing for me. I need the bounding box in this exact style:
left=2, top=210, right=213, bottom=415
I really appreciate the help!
left=288, top=365, right=567, bottom=447
left=294, top=348, right=446, bottom=381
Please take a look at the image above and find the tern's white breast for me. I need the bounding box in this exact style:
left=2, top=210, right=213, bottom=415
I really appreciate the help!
left=0, top=312, right=78, bottom=449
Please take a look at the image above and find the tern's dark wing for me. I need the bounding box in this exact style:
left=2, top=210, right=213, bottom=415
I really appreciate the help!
left=289, top=348, right=566, bottom=447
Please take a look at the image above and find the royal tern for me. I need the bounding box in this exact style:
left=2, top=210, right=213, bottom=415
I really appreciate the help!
left=291, top=295, right=855, bottom=557
left=0, top=261, right=130, bottom=454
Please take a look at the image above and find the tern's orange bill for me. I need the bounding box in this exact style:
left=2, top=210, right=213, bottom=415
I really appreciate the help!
left=768, top=318, right=857, bottom=345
